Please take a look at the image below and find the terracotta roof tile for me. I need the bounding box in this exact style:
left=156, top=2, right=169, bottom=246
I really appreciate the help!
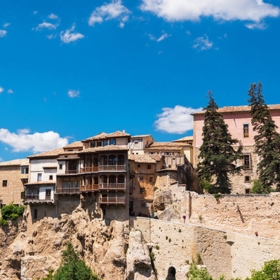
left=79, top=145, right=128, bottom=153
left=0, top=158, right=29, bottom=166
left=28, top=147, right=65, bottom=158
left=85, top=131, right=130, bottom=141
left=64, top=141, right=83, bottom=148
left=128, top=154, right=156, bottom=163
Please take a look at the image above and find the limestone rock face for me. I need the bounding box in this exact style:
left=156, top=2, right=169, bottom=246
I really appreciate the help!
left=125, top=229, right=156, bottom=280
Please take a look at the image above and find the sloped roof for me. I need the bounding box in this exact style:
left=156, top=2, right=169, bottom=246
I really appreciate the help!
left=192, top=104, right=280, bottom=115
left=84, top=131, right=130, bottom=141
left=64, top=141, right=83, bottom=148
left=28, top=147, right=65, bottom=158
left=173, top=136, right=193, bottom=142
left=0, top=158, right=29, bottom=167
left=79, top=145, right=128, bottom=154
left=128, top=154, right=156, bottom=163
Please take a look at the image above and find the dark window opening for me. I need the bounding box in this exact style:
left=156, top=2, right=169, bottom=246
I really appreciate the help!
left=243, top=124, right=249, bottom=137
left=244, top=155, right=251, bottom=169
left=2, top=180, right=7, bottom=187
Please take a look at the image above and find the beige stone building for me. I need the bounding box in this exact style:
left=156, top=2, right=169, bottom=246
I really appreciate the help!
left=0, top=159, right=29, bottom=205
left=192, top=104, right=280, bottom=194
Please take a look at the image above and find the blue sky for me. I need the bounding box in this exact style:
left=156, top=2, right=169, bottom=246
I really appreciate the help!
left=0, top=0, right=280, bottom=161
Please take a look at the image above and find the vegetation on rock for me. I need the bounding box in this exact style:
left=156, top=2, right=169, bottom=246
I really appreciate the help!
left=248, top=82, right=280, bottom=193
left=197, top=91, right=243, bottom=193
left=36, top=243, right=99, bottom=280
left=0, top=203, right=25, bottom=225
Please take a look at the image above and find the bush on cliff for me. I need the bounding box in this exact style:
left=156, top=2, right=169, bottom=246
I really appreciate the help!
left=1, top=204, right=25, bottom=221
left=54, top=243, right=99, bottom=280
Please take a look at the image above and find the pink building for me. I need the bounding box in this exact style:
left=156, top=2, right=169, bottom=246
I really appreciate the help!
left=193, top=105, right=280, bottom=194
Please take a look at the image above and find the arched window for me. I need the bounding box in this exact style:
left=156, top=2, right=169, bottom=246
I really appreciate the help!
left=109, top=155, right=117, bottom=165
left=117, top=155, right=125, bottom=165
left=100, top=155, right=107, bottom=165
left=109, top=175, right=116, bottom=183
left=118, top=175, right=125, bottom=183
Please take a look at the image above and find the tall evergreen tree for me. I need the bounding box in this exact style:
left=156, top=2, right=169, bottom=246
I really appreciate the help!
left=248, top=82, right=280, bottom=192
left=197, top=92, right=243, bottom=193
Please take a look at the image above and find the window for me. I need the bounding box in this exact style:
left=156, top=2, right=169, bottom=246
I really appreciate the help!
left=34, top=209, right=38, bottom=219
left=37, top=173, right=42, bottom=181
left=134, top=141, right=139, bottom=148
left=243, top=124, right=249, bottom=137
left=147, top=164, right=151, bottom=169
left=138, top=164, right=141, bottom=168
left=139, top=176, right=143, bottom=181
left=109, top=139, right=116, bottom=145
left=90, top=141, right=95, bottom=148
left=140, top=188, right=145, bottom=194
left=245, top=176, right=251, bottom=183
left=243, top=154, right=251, bottom=169
left=103, top=140, right=108, bottom=146
left=245, top=188, right=251, bottom=194
left=2, top=180, right=7, bottom=187
left=97, top=141, right=102, bottom=147
left=49, top=175, right=53, bottom=180
left=149, top=177, right=153, bottom=183
left=59, top=164, right=63, bottom=170
left=21, top=166, right=29, bottom=174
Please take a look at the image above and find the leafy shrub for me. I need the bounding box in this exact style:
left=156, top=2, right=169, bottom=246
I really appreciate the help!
left=0, top=217, right=8, bottom=226
left=251, top=179, right=270, bottom=194
left=1, top=204, right=25, bottom=220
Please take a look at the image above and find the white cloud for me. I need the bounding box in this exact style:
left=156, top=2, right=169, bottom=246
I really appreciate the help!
left=46, top=34, right=57, bottom=39
left=140, top=0, right=280, bottom=22
left=3, top=23, right=10, bottom=28
left=0, top=128, right=68, bottom=153
left=7, top=89, right=13, bottom=94
left=48, top=13, right=59, bottom=19
left=149, top=32, right=170, bottom=42
left=119, top=22, right=125, bottom=28
left=60, top=25, right=84, bottom=43
left=0, top=30, right=7, bottom=37
left=68, top=89, right=80, bottom=98
left=193, top=35, right=213, bottom=50
left=34, top=22, right=58, bottom=30
left=89, top=0, right=130, bottom=26
left=245, top=22, right=267, bottom=29
left=154, top=105, right=203, bottom=134
left=157, top=33, right=170, bottom=42
left=0, top=87, right=4, bottom=93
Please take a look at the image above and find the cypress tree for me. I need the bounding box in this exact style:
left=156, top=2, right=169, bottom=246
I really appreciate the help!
left=197, top=92, right=243, bottom=193
left=248, top=82, right=280, bottom=192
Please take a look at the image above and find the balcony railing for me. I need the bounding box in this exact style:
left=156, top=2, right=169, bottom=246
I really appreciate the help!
left=80, top=184, right=99, bottom=192
left=25, top=194, right=54, bottom=203
left=80, top=166, right=99, bottom=173
left=99, top=165, right=126, bottom=171
left=80, top=183, right=126, bottom=192
left=65, top=169, right=79, bottom=174
left=99, top=196, right=125, bottom=204
left=56, top=187, right=80, bottom=194
left=20, top=174, right=29, bottom=179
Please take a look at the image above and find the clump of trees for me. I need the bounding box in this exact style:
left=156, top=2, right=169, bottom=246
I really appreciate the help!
left=248, top=82, right=280, bottom=193
left=36, top=243, right=99, bottom=280
left=0, top=203, right=25, bottom=226
left=197, top=91, right=243, bottom=194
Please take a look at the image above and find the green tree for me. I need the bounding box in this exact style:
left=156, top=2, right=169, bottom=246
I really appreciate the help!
left=54, top=243, right=99, bottom=280
left=197, top=92, right=243, bottom=193
left=248, top=82, right=280, bottom=192
left=187, top=263, right=213, bottom=280
left=249, top=259, right=280, bottom=280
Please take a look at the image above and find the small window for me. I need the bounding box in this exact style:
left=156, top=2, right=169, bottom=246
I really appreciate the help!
left=59, top=164, right=63, bottom=170
left=245, top=188, right=251, bottom=194
left=139, top=176, right=143, bottom=181
left=138, top=164, right=141, bottom=168
left=49, top=175, right=53, bottom=180
left=34, top=209, right=38, bottom=219
left=244, top=176, right=251, bottom=183
left=140, top=188, right=145, bottom=194
left=134, top=141, right=139, bottom=148
left=97, top=141, right=102, bottom=147
left=243, top=155, right=251, bottom=169
left=90, top=141, right=95, bottom=148
left=37, top=173, right=42, bottom=181
left=149, top=177, right=153, bottom=182
left=2, top=180, right=7, bottom=187
left=243, top=124, right=249, bottom=138
left=103, top=140, right=108, bottom=146
left=109, top=139, right=116, bottom=145
left=147, top=164, right=151, bottom=169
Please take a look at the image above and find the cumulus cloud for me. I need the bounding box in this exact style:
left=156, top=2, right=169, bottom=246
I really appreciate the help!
left=0, top=128, right=68, bottom=153
left=60, top=25, right=84, bottom=43
left=89, top=0, right=130, bottom=26
left=0, top=87, right=4, bottom=93
left=154, top=105, right=203, bottom=134
left=7, top=89, right=13, bottom=94
left=34, top=21, right=58, bottom=30
left=48, top=13, right=59, bottom=19
left=0, top=30, right=7, bottom=37
left=193, top=35, right=213, bottom=50
left=140, top=0, right=280, bottom=22
left=119, top=22, right=125, bottom=28
left=68, top=89, right=80, bottom=98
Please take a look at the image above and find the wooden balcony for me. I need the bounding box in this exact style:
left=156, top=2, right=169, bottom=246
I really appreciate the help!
left=80, top=184, right=99, bottom=192
left=25, top=194, right=54, bottom=204
left=80, top=183, right=126, bottom=192
left=99, top=165, right=126, bottom=171
left=65, top=169, right=79, bottom=174
left=56, top=187, right=80, bottom=194
left=99, top=196, right=125, bottom=204
left=80, top=166, right=98, bottom=173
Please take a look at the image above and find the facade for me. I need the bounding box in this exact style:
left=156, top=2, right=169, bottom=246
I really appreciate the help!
left=193, top=104, right=280, bottom=193
left=128, top=134, right=155, bottom=155
left=0, top=159, right=29, bottom=205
